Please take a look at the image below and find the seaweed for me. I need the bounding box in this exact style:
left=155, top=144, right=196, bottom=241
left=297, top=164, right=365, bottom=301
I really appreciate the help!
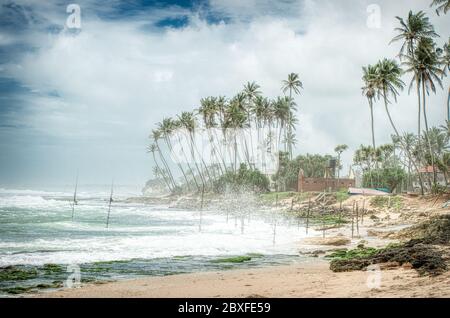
left=329, top=215, right=450, bottom=276
left=0, top=266, right=38, bottom=282
left=211, top=256, right=252, bottom=263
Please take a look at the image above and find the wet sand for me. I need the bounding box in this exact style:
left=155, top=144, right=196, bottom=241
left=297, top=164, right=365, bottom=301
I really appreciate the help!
left=34, top=260, right=450, bottom=298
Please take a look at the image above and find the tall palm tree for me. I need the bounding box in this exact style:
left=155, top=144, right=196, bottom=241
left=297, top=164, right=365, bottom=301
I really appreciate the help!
left=362, top=64, right=378, bottom=149
left=390, top=11, right=438, bottom=58
left=281, top=73, right=303, bottom=159
left=178, top=112, right=207, bottom=190
left=158, top=118, right=191, bottom=189
left=401, top=133, right=417, bottom=191
left=272, top=96, right=291, bottom=153
left=374, top=58, right=425, bottom=194
left=150, top=130, right=177, bottom=190
left=391, top=11, right=438, bottom=143
left=404, top=38, right=444, bottom=186
left=253, top=96, right=271, bottom=173
left=374, top=59, right=405, bottom=136
left=243, top=82, right=261, bottom=166
left=430, top=0, right=450, bottom=15
left=148, top=143, right=172, bottom=191
left=223, top=98, right=248, bottom=173
left=198, top=97, right=222, bottom=176
left=438, top=38, right=450, bottom=121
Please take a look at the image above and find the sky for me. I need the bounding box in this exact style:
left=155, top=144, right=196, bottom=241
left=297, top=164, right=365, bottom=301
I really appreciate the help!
left=0, top=0, right=448, bottom=188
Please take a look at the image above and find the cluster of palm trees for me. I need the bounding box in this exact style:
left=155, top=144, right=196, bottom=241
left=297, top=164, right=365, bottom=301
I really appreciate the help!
left=148, top=74, right=303, bottom=193
left=361, top=3, right=449, bottom=194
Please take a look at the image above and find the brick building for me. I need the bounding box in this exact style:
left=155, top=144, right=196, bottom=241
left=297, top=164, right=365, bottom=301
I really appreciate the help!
left=297, top=169, right=355, bottom=192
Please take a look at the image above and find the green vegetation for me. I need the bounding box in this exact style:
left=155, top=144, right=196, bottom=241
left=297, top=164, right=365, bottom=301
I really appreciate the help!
left=2, top=286, right=34, bottom=294
left=259, top=191, right=296, bottom=202
left=370, top=196, right=403, bottom=209
left=327, top=246, right=379, bottom=260
left=0, top=280, right=64, bottom=295
left=211, top=256, right=253, bottom=263
left=0, top=266, right=38, bottom=282
left=336, top=188, right=350, bottom=202
left=273, top=153, right=336, bottom=191
left=42, top=264, right=64, bottom=275
left=213, top=164, right=269, bottom=193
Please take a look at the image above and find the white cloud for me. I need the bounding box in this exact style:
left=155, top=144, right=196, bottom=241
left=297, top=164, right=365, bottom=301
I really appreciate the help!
left=1, top=0, right=449, bottom=185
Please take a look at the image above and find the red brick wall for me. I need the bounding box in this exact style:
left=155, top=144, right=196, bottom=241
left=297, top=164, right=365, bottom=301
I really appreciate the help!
left=297, top=177, right=355, bottom=192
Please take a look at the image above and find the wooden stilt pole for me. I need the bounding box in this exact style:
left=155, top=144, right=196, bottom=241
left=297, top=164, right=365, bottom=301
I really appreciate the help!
left=106, top=179, right=114, bottom=228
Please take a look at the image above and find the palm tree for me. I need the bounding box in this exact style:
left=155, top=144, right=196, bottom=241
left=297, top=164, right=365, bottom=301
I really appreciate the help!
left=400, top=133, right=417, bottom=191
left=243, top=81, right=261, bottom=103
left=198, top=97, right=226, bottom=176
left=404, top=38, right=444, bottom=186
left=223, top=98, right=248, bottom=173
left=374, top=59, right=405, bottom=136
left=272, top=96, right=291, bottom=153
left=148, top=144, right=172, bottom=191
left=334, top=144, right=348, bottom=183
left=374, top=58, right=425, bottom=194
left=147, top=143, right=173, bottom=191
left=158, top=118, right=191, bottom=189
left=430, top=0, right=450, bottom=15
left=391, top=11, right=438, bottom=144
left=362, top=64, right=378, bottom=149
left=438, top=38, right=450, bottom=121
left=282, top=73, right=303, bottom=159
left=178, top=111, right=207, bottom=190
left=243, top=82, right=261, bottom=166
left=253, top=96, right=271, bottom=173
left=390, top=11, right=438, bottom=58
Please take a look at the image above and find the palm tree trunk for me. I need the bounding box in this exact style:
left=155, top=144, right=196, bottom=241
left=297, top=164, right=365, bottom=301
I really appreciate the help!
left=422, top=80, right=437, bottom=188
left=165, top=136, right=190, bottom=190
left=383, top=93, right=400, bottom=136
left=152, top=152, right=172, bottom=191
left=416, top=79, right=422, bottom=142
left=369, top=98, right=376, bottom=150
left=176, top=132, right=200, bottom=191
left=447, top=85, right=450, bottom=122
left=383, top=90, right=425, bottom=195
left=337, top=153, right=341, bottom=187
left=155, top=141, right=176, bottom=189
left=188, top=133, right=206, bottom=191
left=212, top=128, right=229, bottom=174
left=288, top=89, right=293, bottom=160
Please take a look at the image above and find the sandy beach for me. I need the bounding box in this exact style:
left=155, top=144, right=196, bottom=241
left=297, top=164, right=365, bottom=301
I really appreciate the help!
left=34, top=259, right=450, bottom=298
left=27, top=194, right=450, bottom=298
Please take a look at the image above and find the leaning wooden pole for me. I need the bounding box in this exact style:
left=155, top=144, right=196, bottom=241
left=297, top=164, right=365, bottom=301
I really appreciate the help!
left=106, top=180, right=114, bottom=228
left=71, top=172, right=78, bottom=221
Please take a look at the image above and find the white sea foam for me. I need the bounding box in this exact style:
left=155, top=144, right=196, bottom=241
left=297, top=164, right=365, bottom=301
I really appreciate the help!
left=0, top=187, right=318, bottom=267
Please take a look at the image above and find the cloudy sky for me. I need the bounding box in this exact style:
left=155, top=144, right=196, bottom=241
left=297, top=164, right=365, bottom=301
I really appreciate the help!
left=0, top=0, right=448, bottom=188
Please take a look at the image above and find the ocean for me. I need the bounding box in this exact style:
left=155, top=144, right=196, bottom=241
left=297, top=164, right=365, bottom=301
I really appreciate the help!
left=0, top=186, right=317, bottom=296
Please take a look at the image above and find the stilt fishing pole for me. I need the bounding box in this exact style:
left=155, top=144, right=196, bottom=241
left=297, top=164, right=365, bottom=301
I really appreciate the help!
left=106, top=179, right=114, bottom=228
left=71, top=172, right=78, bottom=221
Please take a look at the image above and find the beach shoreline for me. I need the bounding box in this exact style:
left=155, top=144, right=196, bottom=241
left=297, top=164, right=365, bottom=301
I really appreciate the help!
left=32, top=259, right=450, bottom=298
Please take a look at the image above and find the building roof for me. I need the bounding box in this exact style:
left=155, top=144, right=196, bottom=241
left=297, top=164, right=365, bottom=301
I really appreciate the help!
left=348, top=187, right=389, bottom=196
